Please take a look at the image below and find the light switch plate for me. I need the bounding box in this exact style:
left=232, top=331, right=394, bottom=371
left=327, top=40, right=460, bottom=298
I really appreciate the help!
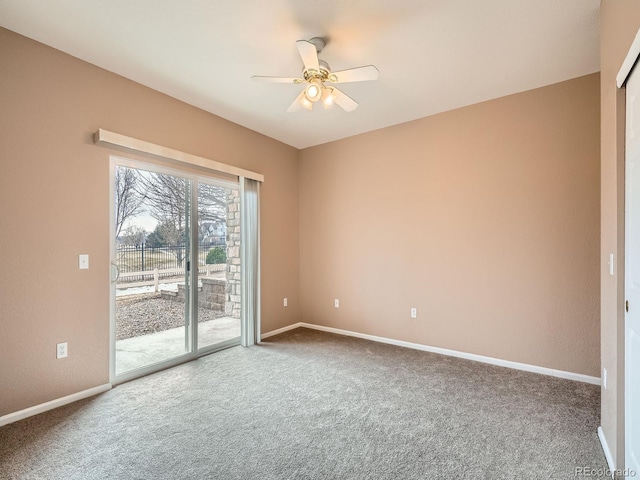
left=609, top=254, right=614, bottom=276
left=79, top=254, right=89, bottom=270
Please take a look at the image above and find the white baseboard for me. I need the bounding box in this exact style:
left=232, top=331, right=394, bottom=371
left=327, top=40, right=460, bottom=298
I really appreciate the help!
left=598, top=426, right=616, bottom=476
left=260, top=322, right=303, bottom=340
left=261, top=322, right=601, bottom=385
left=1, top=324, right=600, bottom=427
left=0, top=383, right=112, bottom=428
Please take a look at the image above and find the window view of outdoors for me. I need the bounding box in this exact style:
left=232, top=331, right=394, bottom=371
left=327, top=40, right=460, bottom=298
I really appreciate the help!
left=114, top=165, right=240, bottom=374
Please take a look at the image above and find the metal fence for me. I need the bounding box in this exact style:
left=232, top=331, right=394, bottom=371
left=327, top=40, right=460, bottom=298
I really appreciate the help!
left=116, top=241, right=226, bottom=281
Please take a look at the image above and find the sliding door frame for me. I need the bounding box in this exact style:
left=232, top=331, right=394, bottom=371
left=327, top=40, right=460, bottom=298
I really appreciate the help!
left=192, top=174, right=243, bottom=357
left=109, top=156, right=240, bottom=385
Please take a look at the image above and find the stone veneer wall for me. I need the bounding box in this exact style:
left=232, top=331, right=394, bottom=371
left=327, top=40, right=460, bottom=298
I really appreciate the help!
left=159, top=187, right=241, bottom=319
left=161, top=277, right=226, bottom=311
left=225, top=188, right=241, bottom=318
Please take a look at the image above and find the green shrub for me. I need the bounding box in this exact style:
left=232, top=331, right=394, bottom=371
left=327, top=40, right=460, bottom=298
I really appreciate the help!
left=206, top=247, right=227, bottom=265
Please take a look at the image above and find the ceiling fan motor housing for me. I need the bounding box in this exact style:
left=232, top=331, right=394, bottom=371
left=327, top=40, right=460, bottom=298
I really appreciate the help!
left=303, top=59, right=331, bottom=81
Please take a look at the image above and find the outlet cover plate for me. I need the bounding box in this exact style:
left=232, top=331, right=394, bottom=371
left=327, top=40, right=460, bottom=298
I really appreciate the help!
left=57, top=342, right=68, bottom=359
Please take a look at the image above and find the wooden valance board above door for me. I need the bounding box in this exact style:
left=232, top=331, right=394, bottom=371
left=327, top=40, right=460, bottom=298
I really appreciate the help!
left=93, top=129, right=264, bottom=183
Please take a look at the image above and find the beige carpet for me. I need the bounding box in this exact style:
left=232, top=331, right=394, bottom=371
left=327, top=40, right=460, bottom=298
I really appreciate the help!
left=0, top=328, right=606, bottom=479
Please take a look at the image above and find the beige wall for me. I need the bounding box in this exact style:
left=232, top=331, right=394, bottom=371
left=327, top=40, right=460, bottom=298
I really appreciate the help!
left=0, top=28, right=300, bottom=416
left=600, top=0, right=640, bottom=470
left=300, top=74, right=600, bottom=377
left=0, top=23, right=603, bottom=422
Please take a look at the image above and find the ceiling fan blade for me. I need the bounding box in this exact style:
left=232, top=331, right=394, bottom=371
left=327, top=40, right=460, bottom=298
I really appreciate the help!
left=331, top=87, right=358, bottom=112
left=252, top=75, right=304, bottom=84
left=328, top=65, right=379, bottom=83
left=287, top=90, right=312, bottom=113
left=296, top=40, right=320, bottom=72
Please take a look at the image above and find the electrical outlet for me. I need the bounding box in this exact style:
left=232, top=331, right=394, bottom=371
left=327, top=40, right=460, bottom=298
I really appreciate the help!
left=334, top=299, right=340, bottom=308
left=283, top=297, right=288, bottom=307
left=603, top=368, right=607, bottom=390
left=411, top=308, right=417, bottom=319
left=56, top=342, right=68, bottom=359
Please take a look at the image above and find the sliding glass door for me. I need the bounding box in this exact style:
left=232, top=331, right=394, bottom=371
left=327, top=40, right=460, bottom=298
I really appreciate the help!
left=110, top=158, right=241, bottom=382
left=196, top=181, right=241, bottom=350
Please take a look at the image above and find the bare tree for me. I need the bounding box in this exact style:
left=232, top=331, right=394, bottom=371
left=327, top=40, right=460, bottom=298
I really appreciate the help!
left=122, top=225, right=146, bottom=247
left=197, top=183, right=227, bottom=225
left=114, top=166, right=144, bottom=239
left=137, top=173, right=187, bottom=236
left=197, top=183, right=228, bottom=244
left=136, top=173, right=229, bottom=266
left=137, top=173, right=227, bottom=238
left=136, top=173, right=189, bottom=266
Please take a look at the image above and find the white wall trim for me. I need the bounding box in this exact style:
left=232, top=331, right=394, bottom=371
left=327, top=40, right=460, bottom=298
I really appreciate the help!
left=617, top=27, right=640, bottom=87
left=598, top=426, right=616, bottom=477
left=261, top=323, right=601, bottom=385
left=0, top=384, right=112, bottom=428
left=260, top=322, right=303, bottom=340
left=2, top=323, right=600, bottom=427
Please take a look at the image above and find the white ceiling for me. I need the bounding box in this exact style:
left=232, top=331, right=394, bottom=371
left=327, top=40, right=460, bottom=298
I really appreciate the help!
left=0, top=0, right=600, bottom=149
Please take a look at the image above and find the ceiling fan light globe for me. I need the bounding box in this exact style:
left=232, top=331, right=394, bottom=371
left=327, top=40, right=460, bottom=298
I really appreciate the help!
left=307, top=84, right=319, bottom=98
left=322, top=87, right=334, bottom=106
left=304, top=79, right=323, bottom=102
left=300, top=96, right=313, bottom=111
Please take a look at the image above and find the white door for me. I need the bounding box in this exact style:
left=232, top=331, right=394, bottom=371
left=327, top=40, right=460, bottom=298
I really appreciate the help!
left=626, top=64, right=640, bottom=473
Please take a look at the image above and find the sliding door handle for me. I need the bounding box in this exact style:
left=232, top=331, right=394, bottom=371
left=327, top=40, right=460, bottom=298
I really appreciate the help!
left=110, top=262, right=120, bottom=283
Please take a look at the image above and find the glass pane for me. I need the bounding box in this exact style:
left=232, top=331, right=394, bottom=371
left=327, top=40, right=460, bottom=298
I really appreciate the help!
left=196, top=182, right=241, bottom=349
left=114, top=165, right=191, bottom=374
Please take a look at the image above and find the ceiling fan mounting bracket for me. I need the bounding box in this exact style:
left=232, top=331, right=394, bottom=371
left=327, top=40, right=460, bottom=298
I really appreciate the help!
left=308, top=37, right=327, bottom=53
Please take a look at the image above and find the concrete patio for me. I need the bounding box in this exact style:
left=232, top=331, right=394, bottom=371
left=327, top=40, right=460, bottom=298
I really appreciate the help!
left=116, top=316, right=240, bottom=374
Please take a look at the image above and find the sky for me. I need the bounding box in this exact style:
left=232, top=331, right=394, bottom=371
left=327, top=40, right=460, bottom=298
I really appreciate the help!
left=123, top=210, right=158, bottom=234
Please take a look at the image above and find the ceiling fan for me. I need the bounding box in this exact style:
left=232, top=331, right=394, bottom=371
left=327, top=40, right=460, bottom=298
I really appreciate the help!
left=252, top=37, right=379, bottom=113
